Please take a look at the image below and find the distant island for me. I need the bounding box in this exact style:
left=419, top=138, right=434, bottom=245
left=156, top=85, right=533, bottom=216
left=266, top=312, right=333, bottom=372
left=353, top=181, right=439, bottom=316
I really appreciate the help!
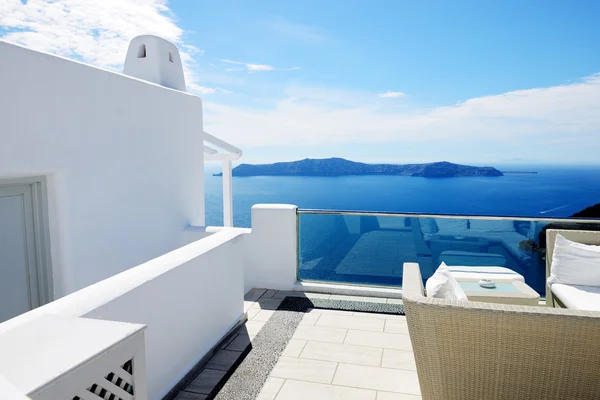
left=571, top=203, right=600, bottom=218
left=213, top=158, right=504, bottom=178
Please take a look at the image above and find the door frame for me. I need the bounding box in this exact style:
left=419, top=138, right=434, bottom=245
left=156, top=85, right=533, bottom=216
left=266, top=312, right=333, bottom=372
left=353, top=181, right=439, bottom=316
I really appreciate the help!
left=0, top=176, right=53, bottom=306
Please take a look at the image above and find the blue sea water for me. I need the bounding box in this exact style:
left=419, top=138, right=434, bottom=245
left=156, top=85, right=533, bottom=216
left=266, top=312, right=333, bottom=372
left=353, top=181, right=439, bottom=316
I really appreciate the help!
left=205, top=165, right=600, bottom=228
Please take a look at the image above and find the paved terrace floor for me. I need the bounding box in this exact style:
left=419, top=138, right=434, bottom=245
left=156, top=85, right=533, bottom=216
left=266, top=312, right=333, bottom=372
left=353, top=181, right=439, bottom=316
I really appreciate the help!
left=175, top=289, right=420, bottom=400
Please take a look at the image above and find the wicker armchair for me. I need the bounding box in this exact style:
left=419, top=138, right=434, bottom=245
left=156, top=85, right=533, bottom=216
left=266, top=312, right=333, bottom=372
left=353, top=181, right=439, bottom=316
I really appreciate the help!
left=402, top=262, right=600, bottom=400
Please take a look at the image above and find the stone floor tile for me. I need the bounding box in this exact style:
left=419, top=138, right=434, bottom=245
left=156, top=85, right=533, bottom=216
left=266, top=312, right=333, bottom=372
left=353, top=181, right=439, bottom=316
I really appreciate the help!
left=300, top=340, right=382, bottom=366
left=261, top=289, right=279, bottom=299
left=250, top=298, right=283, bottom=310
left=174, top=391, right=207, bottom=400
left=219, top=332, right=240, bottom=350
left=281, top=339, right=307, bottom=357
left=305, top=308, right=354, bottom=316
left=186, top=368, right=227, bottom=395
left=299, top=313, right=320, bottom=326
left=247, top=307, right=260, bottom=320
left=292, top=325, right=347, bottom=343
left=385, top=314, right=408, bottom=321
left=316, top=314, right=385, bottom=332
left=352, top=311, right=392, bottom=319
left=272, top=291, right=331, bottom=300
left=270, top=356, right=337, bottom=384
left=205, top=349, right=242, bottom=371
left=256, top=377, right=285, bottom=400
left=329, top=294, right=386, bottom=303
left=377, top=392, right=421, bottom=400
left=225, top=334, right=252, bottom=351
left=244, top=301, right=255, bottom=312
left=333, top=363, right=420, bottom=395
left=344, top=330, right=413, bottom=351
left=245, top=320, right=266, bottom=335
left=381, top=349, right=417, bottom=371
left=386, top=298, right=404, bottom=305
left=275, top=379, right=376, bottom=400
left=245, top=288, right=267, bottom=302
left=384, top=319, right=409, bottom=335
left=253, top=309, right=276, bottom=322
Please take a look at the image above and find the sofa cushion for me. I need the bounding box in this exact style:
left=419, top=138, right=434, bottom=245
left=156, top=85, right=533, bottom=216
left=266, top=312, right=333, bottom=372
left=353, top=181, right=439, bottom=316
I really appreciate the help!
left=435, top=218, right=468, bottom=235
left=551, top=283, right=600, bottom=311
left=548, top=234, right=600, bottom=286
left=426, top=262, right=468, bottom=301
left=469, top=219, right=516, bottom=233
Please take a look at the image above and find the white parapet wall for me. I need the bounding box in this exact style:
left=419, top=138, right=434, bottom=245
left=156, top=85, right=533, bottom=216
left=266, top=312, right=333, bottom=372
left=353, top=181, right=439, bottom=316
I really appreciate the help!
left=204, top=204, right=299, bottom=293
left=0, top=230, right=245, bottom=400
left=241, top=204, right=299, bottom=292
left=0, top=40, right=205, bottom=297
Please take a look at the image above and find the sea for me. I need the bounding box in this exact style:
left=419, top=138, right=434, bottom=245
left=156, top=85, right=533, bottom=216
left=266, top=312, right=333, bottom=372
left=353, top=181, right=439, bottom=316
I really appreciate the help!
left=205, top=165, right=600, bottom=228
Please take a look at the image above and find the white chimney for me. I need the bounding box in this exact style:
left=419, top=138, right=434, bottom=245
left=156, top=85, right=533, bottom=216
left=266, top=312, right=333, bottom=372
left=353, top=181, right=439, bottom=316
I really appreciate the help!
left=123, top=35, right=186, bottom=92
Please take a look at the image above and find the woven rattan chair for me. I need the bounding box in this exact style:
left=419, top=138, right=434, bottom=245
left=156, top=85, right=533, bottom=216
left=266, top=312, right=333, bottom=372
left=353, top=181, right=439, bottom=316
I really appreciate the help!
left=402, top=261, right=600, bottom=400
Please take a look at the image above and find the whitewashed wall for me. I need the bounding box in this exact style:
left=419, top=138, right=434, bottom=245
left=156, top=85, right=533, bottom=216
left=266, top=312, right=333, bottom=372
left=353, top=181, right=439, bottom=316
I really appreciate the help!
left=237, top=205, right=298, bottom=293
left=0, top=230, right=245, bottom=400
left=0, top=41, right=205, bottom=297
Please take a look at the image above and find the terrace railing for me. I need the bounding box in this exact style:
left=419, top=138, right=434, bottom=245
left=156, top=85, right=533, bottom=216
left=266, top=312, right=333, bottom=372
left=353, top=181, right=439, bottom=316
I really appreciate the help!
left=297, top=209, right=600, bottom=296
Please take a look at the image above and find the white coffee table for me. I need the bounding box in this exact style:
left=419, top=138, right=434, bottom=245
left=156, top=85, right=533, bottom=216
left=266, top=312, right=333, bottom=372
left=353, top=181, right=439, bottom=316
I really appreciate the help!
left=457, top=279, right=540, bottom=306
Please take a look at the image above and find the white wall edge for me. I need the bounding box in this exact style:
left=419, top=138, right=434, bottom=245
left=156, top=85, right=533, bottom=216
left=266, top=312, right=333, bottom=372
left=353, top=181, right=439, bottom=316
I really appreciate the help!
left=205, top=226, right=252, bottom=234
left=295, top=281, right=403, bottom=299
left=0, top=40, right=198, bottom=98
left=0, top=229, right=245, bottom=334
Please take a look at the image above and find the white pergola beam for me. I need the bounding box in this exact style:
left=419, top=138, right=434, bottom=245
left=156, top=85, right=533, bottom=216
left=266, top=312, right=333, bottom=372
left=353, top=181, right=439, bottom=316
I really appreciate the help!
left=201, top=131, right=240, bottom=228
left=204, top=153, right=241, bottom=161
left=203, top=145, right=218, bottom=154
left=203, top=131, right=243, bottom=157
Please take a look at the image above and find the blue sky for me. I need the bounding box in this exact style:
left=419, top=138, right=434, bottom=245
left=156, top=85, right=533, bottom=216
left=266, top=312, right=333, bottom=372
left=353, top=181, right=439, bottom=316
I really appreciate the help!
left=2, top=0, right=600, bottom=164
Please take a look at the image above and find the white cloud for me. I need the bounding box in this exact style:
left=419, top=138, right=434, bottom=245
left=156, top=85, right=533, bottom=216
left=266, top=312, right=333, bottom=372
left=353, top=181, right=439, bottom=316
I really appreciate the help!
left=203, top=74, right=600, bottom=163
left=0, top=0, right=215, bottom=95
left=222, top=59, right=300, bottom=73
left=378, top=91, right=406, bottom=98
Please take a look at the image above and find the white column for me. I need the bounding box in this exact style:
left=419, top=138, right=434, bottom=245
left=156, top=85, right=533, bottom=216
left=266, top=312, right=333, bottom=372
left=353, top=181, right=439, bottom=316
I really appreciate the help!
left=222, top=158, right=233, bottom=227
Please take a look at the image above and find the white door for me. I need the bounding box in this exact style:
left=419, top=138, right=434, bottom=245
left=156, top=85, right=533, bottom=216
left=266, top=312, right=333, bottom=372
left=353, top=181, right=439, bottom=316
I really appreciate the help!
left=0, top=184, right=42, bottom=322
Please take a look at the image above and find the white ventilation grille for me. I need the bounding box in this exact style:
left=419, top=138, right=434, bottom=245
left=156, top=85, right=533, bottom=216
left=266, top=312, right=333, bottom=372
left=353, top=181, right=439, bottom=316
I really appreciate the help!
left=72, top=359, right=135, bottom=400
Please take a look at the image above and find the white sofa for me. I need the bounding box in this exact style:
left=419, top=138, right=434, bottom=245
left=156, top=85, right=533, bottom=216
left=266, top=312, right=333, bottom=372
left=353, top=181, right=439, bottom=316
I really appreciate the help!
left=546, top=229, right=600, bottom=310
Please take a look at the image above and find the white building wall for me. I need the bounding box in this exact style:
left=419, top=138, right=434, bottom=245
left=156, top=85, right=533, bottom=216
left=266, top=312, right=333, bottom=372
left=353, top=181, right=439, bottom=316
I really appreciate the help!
left=0, top=40, right=205, bottom=297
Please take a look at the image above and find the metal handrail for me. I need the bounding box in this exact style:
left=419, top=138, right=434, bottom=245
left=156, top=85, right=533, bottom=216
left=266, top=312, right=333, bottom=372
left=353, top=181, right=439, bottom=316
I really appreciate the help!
left=296, top=208, right=600, bottom=224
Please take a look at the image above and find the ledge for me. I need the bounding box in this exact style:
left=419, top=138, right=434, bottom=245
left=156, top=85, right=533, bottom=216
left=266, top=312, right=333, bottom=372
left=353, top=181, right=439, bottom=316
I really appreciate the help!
left=294, top=281, right=402, bottom=299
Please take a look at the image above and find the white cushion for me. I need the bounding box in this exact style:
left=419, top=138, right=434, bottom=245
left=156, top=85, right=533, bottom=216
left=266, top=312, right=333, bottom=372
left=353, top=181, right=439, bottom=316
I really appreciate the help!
left=426, top=262, right=468, bottom=301
left=548, top=234, right=600, bottom=286
left=469, top=219, right=515, bottom=232
left=435, top=218, right=468, bottom=235
left=551, top=283, right=600, bottom=311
